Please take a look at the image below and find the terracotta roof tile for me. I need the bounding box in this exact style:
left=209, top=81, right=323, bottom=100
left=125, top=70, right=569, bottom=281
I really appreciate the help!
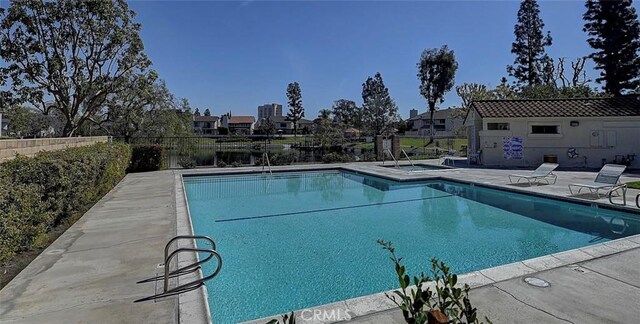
left=228, top=116, right=255, bottom=124
left=471, top=95, right=640, bottom=118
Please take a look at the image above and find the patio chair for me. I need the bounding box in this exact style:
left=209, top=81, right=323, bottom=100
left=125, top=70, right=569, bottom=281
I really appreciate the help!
left=568, top=164, right=627, bottom=198
left=508, top=163, right=559, bottom=186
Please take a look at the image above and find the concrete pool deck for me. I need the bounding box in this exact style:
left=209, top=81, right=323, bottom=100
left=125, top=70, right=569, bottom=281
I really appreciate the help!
left=1, top=161, right=639, bottom=323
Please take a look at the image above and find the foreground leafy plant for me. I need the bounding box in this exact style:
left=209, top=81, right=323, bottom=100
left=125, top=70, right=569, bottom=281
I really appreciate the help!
left=378, top=240, right=489, bottom=324
left=266, top=311, right=295, bottom=324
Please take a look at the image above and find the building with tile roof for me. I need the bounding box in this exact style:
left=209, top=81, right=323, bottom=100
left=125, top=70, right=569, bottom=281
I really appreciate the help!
left=193, top=115, right=220, bottom=135
left=221, top=115, right=256, bottom=135
left=406, top=108, right=464, bottom=136
left=464, top=95, right=640, bottom=168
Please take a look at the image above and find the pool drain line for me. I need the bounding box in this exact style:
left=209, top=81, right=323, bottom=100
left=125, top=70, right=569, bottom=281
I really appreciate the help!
left=215, top=194, right=454, bottom=223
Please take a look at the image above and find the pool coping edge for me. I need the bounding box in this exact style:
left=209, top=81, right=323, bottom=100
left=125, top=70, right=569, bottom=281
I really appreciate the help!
left=175, top=164, right=640, bottom=323
left=175, top=171, right=213, bottom=324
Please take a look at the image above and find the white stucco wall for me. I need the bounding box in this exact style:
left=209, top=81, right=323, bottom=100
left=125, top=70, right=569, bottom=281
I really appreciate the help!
left=474, top=116, right=640, bottom=169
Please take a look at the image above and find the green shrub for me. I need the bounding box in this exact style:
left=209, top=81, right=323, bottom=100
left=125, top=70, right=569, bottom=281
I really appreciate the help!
left=128, top=144, right=165, bottom=172
left=0, top=142, right=131, bottom=263
left=178, top=156, right=197, bottom=169
left=217, top=160, right=227, bottom=168
left=321, top=152, right=352, bottom=163
left=254, top=152, right=298, bottom=166
left=378, top=240, right=489, bottom=324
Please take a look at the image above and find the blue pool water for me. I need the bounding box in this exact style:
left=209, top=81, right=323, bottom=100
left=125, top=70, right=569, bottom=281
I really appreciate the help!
left=183, top=171, right=639, bottom=323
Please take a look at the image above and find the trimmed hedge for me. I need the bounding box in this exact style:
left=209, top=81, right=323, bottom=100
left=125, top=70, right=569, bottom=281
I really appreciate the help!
left=128, top=144, right=166, bottom=172
left=0, top=142, right=131, bottom=263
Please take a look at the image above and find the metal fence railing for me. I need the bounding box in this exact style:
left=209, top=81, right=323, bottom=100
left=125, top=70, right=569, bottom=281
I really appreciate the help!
left=115, top=135, right=465, bottom=169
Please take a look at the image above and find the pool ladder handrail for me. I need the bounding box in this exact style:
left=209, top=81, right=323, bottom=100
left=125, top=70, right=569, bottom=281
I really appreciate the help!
left=385, top=148, right=399, bottom=168
left=134, top=235, right=222, bottom=303
left=400, top=149, right=415, bottom=171
left=262, top=152, right=272, bottom=175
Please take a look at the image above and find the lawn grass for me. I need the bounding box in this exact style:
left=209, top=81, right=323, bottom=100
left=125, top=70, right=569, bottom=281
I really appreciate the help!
left=400, top=137, right=467, bottom=154
left=270, top=137, right=310, bottom=144
left=626, top=181, right=640, bottom=190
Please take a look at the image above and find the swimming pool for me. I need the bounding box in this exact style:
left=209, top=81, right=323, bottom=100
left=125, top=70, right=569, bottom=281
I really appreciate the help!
left=183, top=170, right=639, bottom=323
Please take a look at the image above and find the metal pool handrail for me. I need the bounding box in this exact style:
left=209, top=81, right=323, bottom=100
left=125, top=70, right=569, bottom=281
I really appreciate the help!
left=135, top=235, right=222, bottom=303
left=401, top=149, right=415, bottom=171
left=385, top=149, right=399, bottom=168
left=262, top=152, right=272, bottom=175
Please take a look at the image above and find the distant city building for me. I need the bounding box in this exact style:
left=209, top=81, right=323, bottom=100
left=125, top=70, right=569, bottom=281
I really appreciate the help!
left=257, top=103, right=283, bottom=120
left=409, top=109, right=418, bottom=119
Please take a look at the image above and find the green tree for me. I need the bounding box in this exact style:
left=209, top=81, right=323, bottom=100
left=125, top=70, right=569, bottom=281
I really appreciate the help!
left=313, top=110, right=344, bottom=151
left=194, top=108, right=201, bottom=116
left=456, top=83, right=494, bottom=109
left=256, top=118, right=276, bottom=141
left=178, top=98, right=192, bottom=114
left=584, top=0, right=640, bottom=95
left=3, top=105, right=52, bottom=138
left=204, top=108, right=211, bottom=116
left=0, top=0, right=151, bottom=136
left=507, top=0, right=553, bottom=87
left=317, top=109, right=332, bottom=120
left=493, top=77, right=519, bottom=100
left=362, top=72, right=398, bottom=136
left=285, top=82, right=305, bottom=137
left=417, top=46, right=458, bottom=144
left=331, top=99, right=361, bottom=128
left=143, top=107, right=193, bottom=139
left=452, top=83, right=496, bottom=131
left=519, top=84, right=603, bottom=99
left=4, top=105, right=30, bottom=136
left=103, top=72, right=173, bottom=141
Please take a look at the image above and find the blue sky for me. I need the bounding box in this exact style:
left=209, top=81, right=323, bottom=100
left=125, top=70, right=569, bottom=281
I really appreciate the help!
left=114, top=1, right=636, bottom=118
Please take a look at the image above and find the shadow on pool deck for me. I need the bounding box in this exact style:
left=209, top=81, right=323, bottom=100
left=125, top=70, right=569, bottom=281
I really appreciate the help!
left=349, top=246, right=640, bottom=324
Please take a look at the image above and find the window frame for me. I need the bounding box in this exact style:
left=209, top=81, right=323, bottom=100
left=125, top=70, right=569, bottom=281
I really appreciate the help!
left=486, top=122, right=510, bottom=131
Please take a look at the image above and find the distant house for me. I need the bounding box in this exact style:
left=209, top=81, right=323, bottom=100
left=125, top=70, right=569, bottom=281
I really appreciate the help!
left=343, top=127, right=362, bottom=138
left=406, top=108, right=464, bottom=137
left=464, top=96, right=640, bottom=169
left=193, top=115, right=220, bottom=135
left=222, top=115, right=255, bottom=135
left=260, top=116, right=314, bottom=134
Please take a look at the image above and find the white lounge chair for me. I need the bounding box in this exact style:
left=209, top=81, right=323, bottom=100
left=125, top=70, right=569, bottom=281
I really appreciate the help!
left=508, top=163, right=558, bottom=186
left=568, top=164, right=627, bottom=198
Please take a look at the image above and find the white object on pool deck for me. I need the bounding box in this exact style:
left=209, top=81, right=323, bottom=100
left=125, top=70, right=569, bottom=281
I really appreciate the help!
left=508, top=163, right=559, bottom=186
left=568, top=164, right=627, bottom=198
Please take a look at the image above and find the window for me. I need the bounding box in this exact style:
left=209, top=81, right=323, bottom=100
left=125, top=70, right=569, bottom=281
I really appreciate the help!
left=487, top=123, right=510, bottom=130
left=531, top=125, right=559, bottom=134
left=280, top=123, right=288, bottom=128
